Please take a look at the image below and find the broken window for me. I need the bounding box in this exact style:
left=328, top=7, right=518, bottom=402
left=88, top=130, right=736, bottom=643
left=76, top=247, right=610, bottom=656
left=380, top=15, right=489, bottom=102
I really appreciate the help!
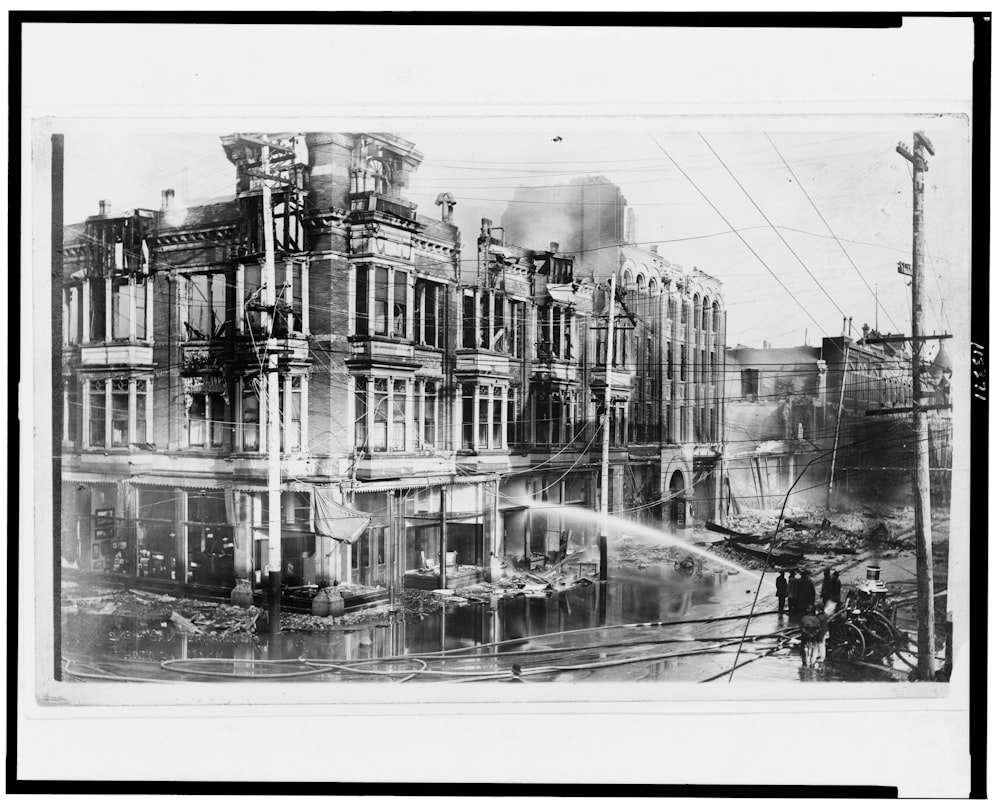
left=462, top=291, right=476, bottom=349
left=354, top=265, right=369, bottom=336
left=242, top=264, right=264, bottom=334
left=89, top=278, right=107, bottom=341
left=741, top=368, right=760, bottom=398
left=275, top=262, right=305, bottom=336
left=63, top=286, right=82, bottom=345
left=414, top=280, right=443, bottom=348
left=187, top=273, right=229, bottom=340
left=188, top=391, right=227, bottom=448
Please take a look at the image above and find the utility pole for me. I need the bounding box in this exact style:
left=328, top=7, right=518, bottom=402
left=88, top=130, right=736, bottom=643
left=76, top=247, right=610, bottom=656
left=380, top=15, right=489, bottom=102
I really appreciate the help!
left=261, top=139, right=283, bottom=635
left=827, top=343, right=849, bottom=509
left=598, top=273, right=617, bottom=581
left=897, top=130, right=936, bottom=680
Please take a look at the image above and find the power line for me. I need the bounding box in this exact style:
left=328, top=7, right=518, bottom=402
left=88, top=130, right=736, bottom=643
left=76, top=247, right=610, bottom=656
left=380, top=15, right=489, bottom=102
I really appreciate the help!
left=698, top=132, right=848, bottom=324
left=648, top=134, right=827, bottom=335
left=764, top=131, right=903, bottom=334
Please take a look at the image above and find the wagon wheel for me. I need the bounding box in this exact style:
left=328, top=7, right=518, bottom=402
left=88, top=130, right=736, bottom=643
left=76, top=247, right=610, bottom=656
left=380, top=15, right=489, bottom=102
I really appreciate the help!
left=828, top=622, right=866, bottom=662
left=859, top=611, right=902, bottom=658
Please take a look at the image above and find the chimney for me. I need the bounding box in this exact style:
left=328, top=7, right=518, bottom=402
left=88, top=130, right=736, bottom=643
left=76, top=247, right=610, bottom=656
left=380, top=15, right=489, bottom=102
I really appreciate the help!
left=480, top=218, right=492, bottom=236
left=161, top=188, right=175, bottom=211
left=550, top=241, right=559, bottom=253
left=99, top=199, right=111, bottom=216
left=862, top=323, right=870, bottom=341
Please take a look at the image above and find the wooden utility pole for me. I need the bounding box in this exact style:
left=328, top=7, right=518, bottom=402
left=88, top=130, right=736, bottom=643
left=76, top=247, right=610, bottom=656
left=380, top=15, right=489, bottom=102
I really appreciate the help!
left=598, top=273, right=617, bottom=581
left=261, top=140, right=283, bottom=635
left=897, top=130, right=936, bottom=680
left=826, top=344, right=849, bottom=509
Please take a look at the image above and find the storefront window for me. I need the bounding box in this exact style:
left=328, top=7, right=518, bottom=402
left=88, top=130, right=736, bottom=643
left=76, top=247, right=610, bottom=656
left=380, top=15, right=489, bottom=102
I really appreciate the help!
left=136, top=489, right=178, bottom=581
left=187, top=491, right=233, bottom=586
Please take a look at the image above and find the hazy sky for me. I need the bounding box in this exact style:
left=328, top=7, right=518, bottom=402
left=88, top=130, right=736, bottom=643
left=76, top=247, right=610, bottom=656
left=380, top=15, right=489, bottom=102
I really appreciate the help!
left=60, top=122, right=968, bottom=352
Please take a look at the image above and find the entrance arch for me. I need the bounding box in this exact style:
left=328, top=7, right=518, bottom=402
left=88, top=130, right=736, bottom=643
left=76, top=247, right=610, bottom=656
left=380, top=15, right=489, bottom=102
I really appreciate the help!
left=669, top=470, right=687, bottom=529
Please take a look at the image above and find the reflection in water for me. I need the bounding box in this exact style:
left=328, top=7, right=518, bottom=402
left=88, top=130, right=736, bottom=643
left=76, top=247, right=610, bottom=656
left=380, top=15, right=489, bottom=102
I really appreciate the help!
left=60, top=563, right=897, bottom=683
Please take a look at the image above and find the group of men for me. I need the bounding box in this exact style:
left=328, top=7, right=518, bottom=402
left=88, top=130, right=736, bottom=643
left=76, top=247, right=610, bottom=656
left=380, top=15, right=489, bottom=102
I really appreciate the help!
left=774, top=567, right=841, bottom=617
left=774, top=567, right=844, bottom=669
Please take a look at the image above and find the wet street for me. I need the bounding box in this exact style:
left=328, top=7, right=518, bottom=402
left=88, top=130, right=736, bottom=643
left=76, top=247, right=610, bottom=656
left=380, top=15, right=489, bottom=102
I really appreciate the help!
left=60, top=543, right=923, bottom=684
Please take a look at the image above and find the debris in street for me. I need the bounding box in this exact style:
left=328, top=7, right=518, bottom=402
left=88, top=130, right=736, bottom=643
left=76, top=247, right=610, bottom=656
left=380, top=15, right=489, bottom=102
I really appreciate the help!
left=169, top=611, right=204, bottom=635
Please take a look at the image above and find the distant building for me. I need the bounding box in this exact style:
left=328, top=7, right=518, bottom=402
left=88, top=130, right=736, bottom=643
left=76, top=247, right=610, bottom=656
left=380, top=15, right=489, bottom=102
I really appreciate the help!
left=722, top=330, right=933, bottom=510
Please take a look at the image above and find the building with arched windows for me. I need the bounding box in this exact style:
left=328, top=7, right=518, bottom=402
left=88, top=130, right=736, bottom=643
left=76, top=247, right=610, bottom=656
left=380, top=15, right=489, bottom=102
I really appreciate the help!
left=499, top=177, right=727, bottom=534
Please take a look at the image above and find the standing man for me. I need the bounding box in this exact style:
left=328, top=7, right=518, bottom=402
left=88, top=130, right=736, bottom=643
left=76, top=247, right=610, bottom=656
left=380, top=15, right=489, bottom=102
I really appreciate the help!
left=775, top=570, right=788, bottom=615
left=825, top=570, right=842, bottom=616
left=797, top=569, right=817, bottom=615
left=786, top=569, right=799, bottom=616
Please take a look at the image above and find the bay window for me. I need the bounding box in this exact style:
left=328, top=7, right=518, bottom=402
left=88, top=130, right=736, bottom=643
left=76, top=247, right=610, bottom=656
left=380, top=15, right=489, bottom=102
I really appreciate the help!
left=354, top=264, right=409, bottom=339
left=353, top=375, right=411, bottom=453
left=187, top=391, right=228, bottom=448
left=84, top=376, right=152, bottom=449
left=460, top=382, right=507, bottom=451
left=414, top=379, right=440, bottom=449
left=86, top=275, right=151, bottom=343
left=237, top=374, right=306, bottom=454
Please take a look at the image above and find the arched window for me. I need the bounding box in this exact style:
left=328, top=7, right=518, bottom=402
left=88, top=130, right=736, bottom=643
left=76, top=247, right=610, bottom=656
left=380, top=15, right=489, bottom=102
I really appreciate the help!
left=712, top=301, right=721, bottom=332
left=366, top=157, right=392, bottom=195
left=702, top=296, right=711, bottom=331
left=691, top=294, right=700, bottom=329
left=648, top=277, right=659, bottom=295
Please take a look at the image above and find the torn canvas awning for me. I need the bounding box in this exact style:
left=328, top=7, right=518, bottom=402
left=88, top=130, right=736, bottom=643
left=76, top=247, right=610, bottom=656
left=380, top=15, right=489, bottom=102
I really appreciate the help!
left=313, top=487, right=371, bottom=545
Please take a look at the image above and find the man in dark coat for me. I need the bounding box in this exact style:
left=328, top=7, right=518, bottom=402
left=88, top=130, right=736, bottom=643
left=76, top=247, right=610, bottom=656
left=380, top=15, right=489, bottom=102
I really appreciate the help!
left=828, top=571, right=842, bottom=608
left=820, top=568, right=832, bottom=603
left=797, top=569, right=816, bottom=614
left=786, top=569, right=799, bottom=616
left=775, top=571, right=788, bottom=615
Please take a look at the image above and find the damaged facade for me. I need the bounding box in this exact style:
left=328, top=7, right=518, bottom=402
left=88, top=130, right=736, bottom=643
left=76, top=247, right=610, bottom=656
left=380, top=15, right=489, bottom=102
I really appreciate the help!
left=58, top=134, right=728, bottom=599
left=500, top=176, right=727, bottom=533
left=722, top=330, right=950, bottom=510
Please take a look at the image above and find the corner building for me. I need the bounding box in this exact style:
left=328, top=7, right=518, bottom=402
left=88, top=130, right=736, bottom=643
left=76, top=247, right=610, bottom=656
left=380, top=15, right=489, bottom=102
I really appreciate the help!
left=59, top=133, right=495, bottom=599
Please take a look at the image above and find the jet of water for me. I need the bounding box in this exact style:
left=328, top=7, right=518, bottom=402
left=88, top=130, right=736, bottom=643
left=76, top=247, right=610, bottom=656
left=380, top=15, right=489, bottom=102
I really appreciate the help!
left=518, top=501, right=753, bottom=576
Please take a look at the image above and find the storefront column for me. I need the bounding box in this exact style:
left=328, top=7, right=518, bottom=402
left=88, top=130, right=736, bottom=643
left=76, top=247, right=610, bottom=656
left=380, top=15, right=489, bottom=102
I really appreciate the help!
left=177, top=490, right=188, bottom=584
left=233, top=491, right=254, bottom=584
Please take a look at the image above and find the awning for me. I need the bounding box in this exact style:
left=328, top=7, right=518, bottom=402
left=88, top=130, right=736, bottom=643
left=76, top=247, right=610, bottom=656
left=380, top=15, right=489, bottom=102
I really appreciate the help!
left=313, top=487, right=370, bottom=545
left=349, top=474, right=497, bottom=494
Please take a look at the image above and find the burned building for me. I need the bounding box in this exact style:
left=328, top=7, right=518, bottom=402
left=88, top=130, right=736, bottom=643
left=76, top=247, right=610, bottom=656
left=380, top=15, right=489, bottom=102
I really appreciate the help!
left=501, top=178, right=727, bottom=531
left=722, top=330, right=926, bottom=510
left=59, top=132, right=500, bottom=598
